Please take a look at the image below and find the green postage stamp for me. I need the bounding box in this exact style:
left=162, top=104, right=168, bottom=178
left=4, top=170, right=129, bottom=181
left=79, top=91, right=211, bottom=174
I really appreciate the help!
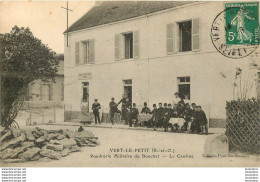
left=225, top=2, right=259, bottom=46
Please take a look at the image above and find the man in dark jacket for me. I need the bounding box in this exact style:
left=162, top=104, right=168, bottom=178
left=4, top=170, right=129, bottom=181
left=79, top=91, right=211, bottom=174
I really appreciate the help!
left=150, top=104, right=158, bottom=130
left=190, top=106, right=201, bottom=133
left=109, top=98, right=118, bottom=125
left=162, top=103, right=170, bottom=132
left=167, top=104, right=174, bottom=119
left=157, top=103, right=164, bottom=128
left=183, top=103, right=192, bottom=131
left=92, top=99, right=101, bottom=124
left=131, top=103, right=139, bottom=127
left=118, top=95, right=131, bottom=124
left=197, top=106, right=208, bottom=134
left=141, top=102, right=151, bottom=114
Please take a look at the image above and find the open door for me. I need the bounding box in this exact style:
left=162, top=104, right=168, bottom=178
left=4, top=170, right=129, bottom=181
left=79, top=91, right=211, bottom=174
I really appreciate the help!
left=123, top=79, right=132, bottom=105
left=81, top=82, right=89, bottom=113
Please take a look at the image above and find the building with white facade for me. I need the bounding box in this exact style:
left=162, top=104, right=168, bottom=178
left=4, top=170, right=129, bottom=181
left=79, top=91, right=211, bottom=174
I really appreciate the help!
left=64, top=1, right=259, bottom=127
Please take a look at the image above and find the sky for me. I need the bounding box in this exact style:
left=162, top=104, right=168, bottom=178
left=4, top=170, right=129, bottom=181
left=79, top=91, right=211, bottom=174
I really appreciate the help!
left=0, top=1, right=95, bottom=54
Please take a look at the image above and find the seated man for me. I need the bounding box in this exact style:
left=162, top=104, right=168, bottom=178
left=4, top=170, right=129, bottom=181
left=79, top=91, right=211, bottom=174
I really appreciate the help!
left=131, top=103, right=139, bottom=127
left=182, top=103, right=192, bottom=131
left=163, top=103, right=170, bottom=132
left=141, top=102, right=151, bottom=127
left=150, top=104, right=158, bottom=130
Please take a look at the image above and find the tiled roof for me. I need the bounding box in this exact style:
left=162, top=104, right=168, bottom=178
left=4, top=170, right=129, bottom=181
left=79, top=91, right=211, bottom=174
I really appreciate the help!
left=66, top=1, right=194, bottom=33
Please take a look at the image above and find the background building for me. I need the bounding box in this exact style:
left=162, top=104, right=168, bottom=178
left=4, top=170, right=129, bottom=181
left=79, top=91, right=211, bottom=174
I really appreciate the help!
left=64, top=1, right=259, bottom=127
left=26, top=57, right=64, bottom=103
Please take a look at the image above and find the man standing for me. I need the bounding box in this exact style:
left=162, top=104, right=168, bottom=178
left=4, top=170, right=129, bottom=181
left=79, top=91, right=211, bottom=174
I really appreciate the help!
left=118, top=95, right=131, bottom=124
left=109, top=98, right=118, bottom=125
left=157, top=103, right=164, bottom=128
left=163, top=103, right=169, bottom=132
left=197, top=106, right=208, bottom=135
left=91, top=99, right=101, bottom=124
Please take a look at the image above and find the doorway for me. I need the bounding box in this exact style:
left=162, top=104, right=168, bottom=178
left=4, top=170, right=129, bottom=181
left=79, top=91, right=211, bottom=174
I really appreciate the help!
left=81, top=82, right=89, bottom=112
left=123, top=79, right=132, bottom=105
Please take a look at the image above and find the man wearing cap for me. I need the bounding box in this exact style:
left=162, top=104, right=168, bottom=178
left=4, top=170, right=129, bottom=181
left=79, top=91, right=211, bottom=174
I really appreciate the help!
left=91, top=99, right=101, bottom=124
left=157, top=103, right=164, bottom=128
left=162, top=103, right=170, bottom=132
left=141, top=102, right=151, bottom=114
left=131, top=103, right=139, bottom=127
left=109, top=98, right=118, bottom=125
left=151, top=104, right=159, bottom=130
left=118, top=95, right=131, bottom=124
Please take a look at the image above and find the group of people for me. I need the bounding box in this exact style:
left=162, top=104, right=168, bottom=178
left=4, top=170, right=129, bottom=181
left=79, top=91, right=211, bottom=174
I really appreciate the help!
left=91, top=92, right=208, bottom=135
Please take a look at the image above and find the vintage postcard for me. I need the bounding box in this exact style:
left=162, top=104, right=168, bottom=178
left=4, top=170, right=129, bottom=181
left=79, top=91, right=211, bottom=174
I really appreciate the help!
left=0, top=0, right=259, bottom=167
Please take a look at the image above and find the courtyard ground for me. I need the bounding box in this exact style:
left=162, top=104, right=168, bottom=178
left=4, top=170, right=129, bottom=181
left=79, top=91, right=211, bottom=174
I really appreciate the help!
left=1, top=123, right=259, bottom=167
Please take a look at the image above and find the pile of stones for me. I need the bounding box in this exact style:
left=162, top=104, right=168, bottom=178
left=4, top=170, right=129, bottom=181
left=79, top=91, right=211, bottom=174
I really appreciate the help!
left=0, top=127, right=99, bottom=163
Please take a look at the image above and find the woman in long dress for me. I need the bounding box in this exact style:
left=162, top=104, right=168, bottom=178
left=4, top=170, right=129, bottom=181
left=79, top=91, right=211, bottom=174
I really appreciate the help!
left=231, top=7, right=255, bottom=43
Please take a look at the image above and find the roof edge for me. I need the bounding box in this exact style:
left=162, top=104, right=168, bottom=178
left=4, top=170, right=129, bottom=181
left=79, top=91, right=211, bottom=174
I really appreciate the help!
left=64, top=1, right=205, bottom=34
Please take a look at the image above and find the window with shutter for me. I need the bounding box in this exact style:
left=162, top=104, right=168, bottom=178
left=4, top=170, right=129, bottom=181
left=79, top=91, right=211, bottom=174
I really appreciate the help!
left=178, top=21, right=192, bottom=52
left=89, top=39, right=95, bottom=64
left=115, top=34, right=121, bottom=60
left=123, top=32, right=133, bottom=59
left=167, top=23, right=174, bottom=54
left=192, top=18, right=200, bottom=51
left=82, top=41, right=89, bottom=64
left=133, top=30, right=140, bottom=58
left=75, top=42, right=80, bottom=65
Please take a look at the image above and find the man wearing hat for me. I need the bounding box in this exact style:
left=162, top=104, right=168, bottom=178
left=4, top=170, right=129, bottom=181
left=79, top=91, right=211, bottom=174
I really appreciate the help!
left=118, top=94, right=131, bottom=124
left=141, top=102, right=151, bottom=114
left=92, top=99, right=101, bottom=124
left=109, top=97, right=118, bottom=125
left=151, top=104, right=159, bottom=130
left=157, top=103, right=164, bottom=128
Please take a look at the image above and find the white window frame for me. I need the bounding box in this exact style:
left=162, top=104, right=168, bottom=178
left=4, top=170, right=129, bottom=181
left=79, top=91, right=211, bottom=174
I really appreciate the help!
left=177, top=76, right=191, bottom=99
left=82, top=82, right=89, bottom=103
left=122, top=31, right=134, bottom=60
left=177, top=19, right=192, bottom=53
left=82, top=41, right=90, bottom=64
